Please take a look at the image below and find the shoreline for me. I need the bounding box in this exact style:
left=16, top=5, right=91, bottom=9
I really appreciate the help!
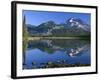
left=28, top=36, right=90, bottom=40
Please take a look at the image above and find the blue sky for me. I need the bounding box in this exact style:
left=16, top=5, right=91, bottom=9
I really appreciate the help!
left=23, top=10, right=91, bottom=26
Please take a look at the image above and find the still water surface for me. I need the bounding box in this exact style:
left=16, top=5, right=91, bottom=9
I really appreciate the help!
left=23, top=39, right=90, bottom=69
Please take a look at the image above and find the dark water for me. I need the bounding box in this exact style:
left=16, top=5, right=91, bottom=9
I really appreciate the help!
left=23, top=39, right=91, bottom=69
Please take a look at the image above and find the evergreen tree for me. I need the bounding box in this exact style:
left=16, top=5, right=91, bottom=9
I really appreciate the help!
left=23, top=15, right=28, bottom=40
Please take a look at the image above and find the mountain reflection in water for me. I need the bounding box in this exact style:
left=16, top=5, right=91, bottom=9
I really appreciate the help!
left=23, top=39, right=90, bottom=69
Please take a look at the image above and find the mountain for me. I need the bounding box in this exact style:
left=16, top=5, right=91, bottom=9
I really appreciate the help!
left=66, top=18, right=90, bottom=32
left=26, top=18, right=90, bottom=37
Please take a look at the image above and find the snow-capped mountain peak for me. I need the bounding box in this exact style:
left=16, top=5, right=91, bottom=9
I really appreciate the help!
left=66, top=18, right=90, bottom=32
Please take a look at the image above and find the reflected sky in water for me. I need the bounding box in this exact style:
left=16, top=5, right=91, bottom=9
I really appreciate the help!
left=23, top=39, right=90, bottom=69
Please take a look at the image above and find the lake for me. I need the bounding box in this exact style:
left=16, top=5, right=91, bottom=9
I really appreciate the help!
left=23, top=39, right=91, bottom=69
